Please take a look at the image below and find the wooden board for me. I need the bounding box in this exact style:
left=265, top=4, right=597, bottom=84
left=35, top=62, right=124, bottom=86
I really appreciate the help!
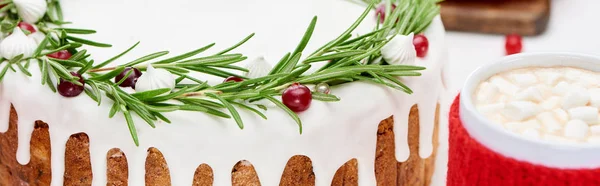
left=440, top=0, right=551, bottom=36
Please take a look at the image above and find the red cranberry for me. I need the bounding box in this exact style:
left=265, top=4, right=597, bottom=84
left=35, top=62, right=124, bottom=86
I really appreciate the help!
left=375, top=4, right=397, bottom=23
left=224, top=76, right=244, bottom=82
left=505, top=34, right=523, bottom=55
left=47, top=50, right=72, bottom=60
left=115, top=67, right=142, bottom=88
left=413, top=34, right=429, bottom=58
left=58, top=72, right=85, bottom=97
left=17, top=22, right=36, bottom=34
left=282, top=83, right=312, bottom=112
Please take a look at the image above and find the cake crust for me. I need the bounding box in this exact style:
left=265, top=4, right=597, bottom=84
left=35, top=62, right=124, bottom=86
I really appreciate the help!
left=0, top=103, right=440, bottom=185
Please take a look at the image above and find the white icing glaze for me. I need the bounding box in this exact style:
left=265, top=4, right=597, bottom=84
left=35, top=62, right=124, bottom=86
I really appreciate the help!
left=0, top=0, right=445, bottom=185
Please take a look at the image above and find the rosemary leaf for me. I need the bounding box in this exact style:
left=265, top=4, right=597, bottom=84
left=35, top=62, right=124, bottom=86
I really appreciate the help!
left=292, top=16, right=317, bottom=55
left=16, top=62, right=31, bottom=76
left=33, top=35, right=50, bottom=57
left=256, top=104, right=267, bottom=111
left=152, top=112, right=171, bottom=123
left=144, top=87, right=192, bottom=102
left=176, top=54, right=243, bottom=65
left=184, top=66, right=245, bottom=79
left=109, top=103, right=119, bottom=118
left=77, top=59, right=95, bottom=74
left=49, top=58, right=85, bottom=67
left=264, top=96, right=302, bottom=134
left=178, top=105, right=231, bottom=118
left=8, top=54, right=23, bottom=64
left=40, top=60, right=48, bottom=85
left=56, top=28, right=96, bottom=34
left=86, top=80, right=102, bottom=105
left=218, top=65, right=249, bottom=72
left=169, top=71, right=203, bottom=84
left=303, top=50, right=365, bottom=63
left=231, top=101, right=266, bottom=119
left=161, top=66, right=190, bottom=74
left=268, top=52, right=290, bottom=75
left=115, top=69, right=133, bottom=86
left=280, top=52, right=302, bottom=73
left=40, top=44, right=72, bottom=56
left=216, top=33, right=255, bottom=55
left=0, top=64, right=10, bottom=82
left=131, top=88, right=172, bottom=100
left=177, top=98, right=225, bottom=108
left=66, top=36, right=112, bottom=47
left=69, top=49, right=88, bottom=61
left=93, top=41, right=140, bottom=69
left=207, top=93, right=243, bottom=129
left=122, top=51, right=169, bottom=67
left=153, top=43, right=215, bottom=64
left=239, top=73, right=288, bottom=86
left=84, top=87, right=99, bottom=102
left=312, top=92, right=341, bottom=102
left=89, top=66, right=125, bottom=81
left=47, top=59, right=76, bottom=81
left=123, top=111, right=140, bottom=146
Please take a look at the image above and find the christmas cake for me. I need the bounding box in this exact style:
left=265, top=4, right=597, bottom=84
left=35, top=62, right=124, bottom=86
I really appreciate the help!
left=0, top=0, right=446, bottom=185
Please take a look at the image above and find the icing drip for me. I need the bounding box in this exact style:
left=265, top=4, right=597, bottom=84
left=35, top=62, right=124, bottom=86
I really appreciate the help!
left=0, top=0, right=445, bottom=184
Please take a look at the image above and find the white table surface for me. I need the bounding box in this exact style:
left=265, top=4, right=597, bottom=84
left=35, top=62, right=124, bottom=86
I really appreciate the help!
left=433, top=0, right=600, bottom=184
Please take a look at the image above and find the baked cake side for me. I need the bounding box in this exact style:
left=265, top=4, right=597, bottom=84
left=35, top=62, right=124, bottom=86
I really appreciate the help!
left=0, top=104, right=440, bottom=185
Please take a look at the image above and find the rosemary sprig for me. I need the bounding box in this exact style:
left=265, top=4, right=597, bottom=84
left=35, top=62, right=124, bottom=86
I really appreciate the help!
left=0, top=0, right=439, bottom=146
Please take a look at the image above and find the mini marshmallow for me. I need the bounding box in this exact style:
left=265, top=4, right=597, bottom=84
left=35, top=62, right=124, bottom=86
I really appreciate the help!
left=568, top=106, right=599, bottom=124
left=488, top=114, right=508, bottom=125
left=589, top=88, right=600, bottom=109
left=515, top=87, right=543, bottom=103
left=561, top=87, right=590, bottom=110
left=521, top=128, right=540, bottom=139
left=565, top=68, right=582, bottom=82
left=535, top=71, right=562, bottom=86
left=490, top=76, right=519, bottom=96
left=535, top=84, right=553, bottom=98
left=552, top=108, right=569, bottom=123
left=501, top=101, right=541, bottom=121
left=508, top=73, right=538, bottom=87
left=590, top=125, right=600, bottom=135
left=564, top=120, right=589, bottom=140
left=476, top=82, right=500, bottom=104
left=540, top=96, right=561, bottom=110
left=477, top=103, right=505, bottom=115
left=552, top=81, right=571, bottom=96
left=536, top=112, right=562, bottom=134
left=504, top=119, right=541, bottom=132
left=576, top=72, right=597, bottom=87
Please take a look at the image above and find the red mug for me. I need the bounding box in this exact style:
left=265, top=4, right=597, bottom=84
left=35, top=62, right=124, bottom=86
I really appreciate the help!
left=448, top=53, right=600, bottom=186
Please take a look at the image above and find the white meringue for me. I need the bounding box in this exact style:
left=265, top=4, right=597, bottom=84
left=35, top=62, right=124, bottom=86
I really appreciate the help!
left=0, top=28, right=38, bottom=60
left=135, top=64, right=176, bottom=93
left=14, top=0, right=48, bottom=23
left=244, top=56, right=272, bottom=79
left=380, top=33, right=416, bottom=65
